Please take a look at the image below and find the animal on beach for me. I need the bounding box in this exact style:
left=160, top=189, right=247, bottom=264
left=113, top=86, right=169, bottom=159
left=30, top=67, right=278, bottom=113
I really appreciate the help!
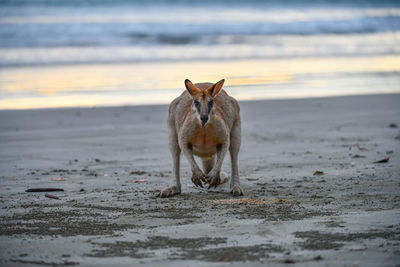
left=159, top=79, right=243, bottom=197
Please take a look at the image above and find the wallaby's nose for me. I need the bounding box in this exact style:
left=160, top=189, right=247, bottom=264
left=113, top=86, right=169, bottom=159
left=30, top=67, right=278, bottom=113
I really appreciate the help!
left=200, top=114, right=208, bottom=125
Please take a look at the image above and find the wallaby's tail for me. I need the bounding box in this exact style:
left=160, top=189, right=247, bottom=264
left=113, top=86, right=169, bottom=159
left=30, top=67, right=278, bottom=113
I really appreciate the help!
left=220, top=171, right=229, bottom=185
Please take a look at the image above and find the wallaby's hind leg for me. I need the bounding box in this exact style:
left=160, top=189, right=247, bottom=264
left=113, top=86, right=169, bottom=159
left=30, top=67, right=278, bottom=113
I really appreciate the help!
left=201, top=156, right=215, bottom=175
left=229, top=121, right=243, bottom=196
left=160, top=126, right=181, bottom=198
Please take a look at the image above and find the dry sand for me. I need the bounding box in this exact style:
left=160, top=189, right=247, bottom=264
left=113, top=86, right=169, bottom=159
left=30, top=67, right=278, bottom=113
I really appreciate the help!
left=0, top=94, right=399, bottom=266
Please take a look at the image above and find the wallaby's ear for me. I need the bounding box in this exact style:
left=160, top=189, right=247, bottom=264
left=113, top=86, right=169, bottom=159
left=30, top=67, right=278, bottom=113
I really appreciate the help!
left=185, top=79, right=201, bottom=96
left=207, top=79, right=225, bottom=97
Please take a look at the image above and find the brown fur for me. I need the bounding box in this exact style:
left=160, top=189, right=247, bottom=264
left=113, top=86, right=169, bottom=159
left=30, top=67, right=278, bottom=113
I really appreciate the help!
left=159, top=79, right=243, bottom=197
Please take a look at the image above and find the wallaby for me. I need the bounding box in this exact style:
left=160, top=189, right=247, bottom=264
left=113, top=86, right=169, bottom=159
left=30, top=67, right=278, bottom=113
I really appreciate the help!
left=159, top=78, right=243, bottom=197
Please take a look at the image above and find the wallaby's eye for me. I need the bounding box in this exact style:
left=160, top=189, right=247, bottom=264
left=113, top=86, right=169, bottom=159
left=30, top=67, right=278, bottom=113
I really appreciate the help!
left=193, top=100, right=200, bottom=107
left=208, top=100, right=213, bottom=108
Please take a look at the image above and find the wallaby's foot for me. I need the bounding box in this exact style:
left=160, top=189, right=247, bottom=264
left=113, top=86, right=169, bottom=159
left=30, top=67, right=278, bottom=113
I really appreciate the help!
left=191, top=169, right=206, bottom=187
left=206, top=170, right=221, bottom=189
left=220, top=171, right=230, bottom=185
left=159, top=186, right=181, bottom=198
left=231, top=185, right=244, bottom=196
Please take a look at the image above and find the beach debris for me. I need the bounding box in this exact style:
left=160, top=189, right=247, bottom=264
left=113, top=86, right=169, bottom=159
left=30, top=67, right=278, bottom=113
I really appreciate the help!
left=386, top=150, right=393, bottom=154
left=352, top=154, right=365, bottom=158
left=153, top=189, right=161, bottom=193
left=389, top=123, right=398, bottom=128
left=26, top=188, right=64, bottom=192
left=247, top=178, right=259, bottom=181
left=87, top=170, right=98, bottom=176
left=314, top=255, right=323, bottom=261
left=130, top=170, right=146, bottom=175
left=210, top=198, right=288, bottom=205
left=45, top=193, right=60, bottom=200
left=283, top=259, right=295, bottom=264
left=80, top=188, right=85, bottom=192
left=345, top=144, right=371, bottom=151
left=51, top=177, right=65, bottom=181
left=374, top=157, right=389, bottom=163
left=133, top=178, right=147, bottom=183
left=95, top=158, right=101, bottom=162
left=313, top=171, right=324, bottom=175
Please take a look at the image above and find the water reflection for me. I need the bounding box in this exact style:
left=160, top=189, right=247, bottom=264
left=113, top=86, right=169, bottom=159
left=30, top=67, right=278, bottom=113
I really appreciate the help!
left=1, top=55, right=399, bottom=109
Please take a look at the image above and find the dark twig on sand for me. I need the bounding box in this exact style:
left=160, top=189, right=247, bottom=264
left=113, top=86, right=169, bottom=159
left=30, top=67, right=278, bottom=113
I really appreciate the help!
left=45, top=193, right=60, bottom=200
left=374, top=158, right=389, bottom=163
left=25, top=188, right=64, bottom=192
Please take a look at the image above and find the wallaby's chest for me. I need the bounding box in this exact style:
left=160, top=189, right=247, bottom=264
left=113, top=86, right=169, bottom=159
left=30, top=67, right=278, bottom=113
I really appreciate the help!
left=191, top=126, right=219, bottom=148
left=187, top=122, right=224, bottom=157
left=191, top=131, right=219, bottom=158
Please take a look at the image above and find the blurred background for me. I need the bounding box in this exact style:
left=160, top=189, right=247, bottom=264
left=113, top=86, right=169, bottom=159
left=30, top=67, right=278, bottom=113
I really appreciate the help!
left=0, top=0, right=399, bottom=109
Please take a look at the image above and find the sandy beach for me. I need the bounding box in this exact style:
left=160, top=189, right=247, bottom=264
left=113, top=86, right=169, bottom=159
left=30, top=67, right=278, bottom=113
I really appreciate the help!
left=0, top=93, right=399, bottom=266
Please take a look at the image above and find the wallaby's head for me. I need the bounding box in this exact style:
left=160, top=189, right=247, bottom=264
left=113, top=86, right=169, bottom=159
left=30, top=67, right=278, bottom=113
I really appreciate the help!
left=184, top=79, right=225, bottom=126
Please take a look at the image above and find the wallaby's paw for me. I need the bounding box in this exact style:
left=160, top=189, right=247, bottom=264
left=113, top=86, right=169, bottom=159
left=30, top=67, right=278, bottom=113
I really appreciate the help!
left=191, top=175, right=203, bottom=187
left=191, top=169, right=205, bottom=188
left=159, top=186, right=181, bottom=198
left=206, top=170, right=221, bottom=189
left=231, top=185, right=244, bottom=196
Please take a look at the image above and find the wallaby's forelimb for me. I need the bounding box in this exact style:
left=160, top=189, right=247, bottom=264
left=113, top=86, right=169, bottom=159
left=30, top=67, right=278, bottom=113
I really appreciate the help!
left=206, top=143, right=229, bottom=189
left=181, top=143, right=206, bottom=187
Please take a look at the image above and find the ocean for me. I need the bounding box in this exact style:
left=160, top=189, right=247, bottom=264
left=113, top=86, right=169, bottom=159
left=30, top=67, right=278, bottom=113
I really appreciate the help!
left=0, top=0, right=399, bottom=109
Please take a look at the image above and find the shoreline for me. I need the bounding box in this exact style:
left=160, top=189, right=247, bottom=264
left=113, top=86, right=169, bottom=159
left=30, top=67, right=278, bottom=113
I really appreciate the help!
left=1, top=91, right=399, bottom=112
left=1, top=55, right=399, bottom=110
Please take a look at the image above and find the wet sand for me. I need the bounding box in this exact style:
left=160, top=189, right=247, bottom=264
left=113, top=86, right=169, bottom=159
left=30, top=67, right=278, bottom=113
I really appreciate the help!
left=0, top=94, right=399, bottom=266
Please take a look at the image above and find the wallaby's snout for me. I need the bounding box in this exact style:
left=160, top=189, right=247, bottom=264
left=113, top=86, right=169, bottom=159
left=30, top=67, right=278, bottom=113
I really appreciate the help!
left=200, top=114, right=208, bottom=125
left=197, top=99, right=213, bottom=126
